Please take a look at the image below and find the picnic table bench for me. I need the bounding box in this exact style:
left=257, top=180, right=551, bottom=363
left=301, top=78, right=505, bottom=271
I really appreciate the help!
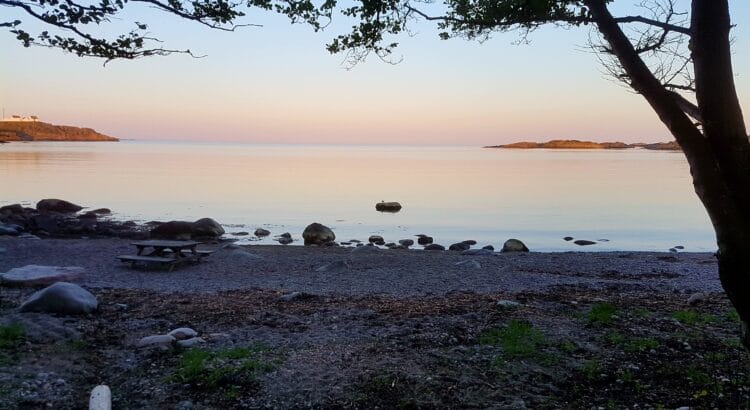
left=117, top=240, right=214, bottom=271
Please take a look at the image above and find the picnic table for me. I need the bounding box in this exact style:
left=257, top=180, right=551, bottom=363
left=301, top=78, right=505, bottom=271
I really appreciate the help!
left=117, top=240, right=213, bottom=270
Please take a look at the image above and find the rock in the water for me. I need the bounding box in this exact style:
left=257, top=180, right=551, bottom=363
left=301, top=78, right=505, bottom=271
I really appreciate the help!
left=574, top=240, right=597, bottom=246
left=1, top=265, right=84, bottom=287
left=482, top=245, right=495, bottom=251
left=368, top=235, right=385, bottom=245
left=254, top=228, right=271, bottom=237
left=89, top=385, right=112, bottom=410
left=398, top=239, right=414, bottom=247
left=417, top=236, right=433, bottom=245
left=168, top=327, right=198, bottom=340
left=150, top=221, right=194, bottom=240
left=449, top=242, right=471, bottom=251
left=136, top=334, right=176, bottom=350
left=563, top=236, right=574, bottom=241
left=302, top=223, right=335, bottom=246
left=278, top=237, right=293, bottom=245
left=192, top=218, right=225, bottom=238
left=501, top=239, right=529, bottom=253
left=687, top=292, right=706, bottom=306
left=424, top=244, right=445, bottom=251
left=279, top=232, right=292, bottom=238
left=375, top=201, right=402, bottom=212
left=176, top=337, right=206, bottom=348
left=232, top=231, right=249, bottom=236
left=462, top=240, right=477, bottom=245
left=36, top=198, right=83, bottom=213
left=384, top=242, right=397, bottom=248
left=19, top=282, right=98, bottom=315
left=674, top=245, right=685, bottom=250
left=462, top=248, right=493, bottom=256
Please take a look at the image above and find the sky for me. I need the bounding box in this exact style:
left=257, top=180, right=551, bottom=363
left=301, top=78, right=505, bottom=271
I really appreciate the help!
left=1, top=1, right=749, bottom=145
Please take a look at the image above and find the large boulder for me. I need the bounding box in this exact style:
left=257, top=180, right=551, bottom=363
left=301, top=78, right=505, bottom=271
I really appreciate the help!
left=36, top=199, right=83, bottom=213
left=1, top=265, right=84, bottom=287
left=302, top=223, right=335, bottom=246
left=19, top=282, right=98, bottom=315
left=0, top=204, right=25, bottom=215
left=150, top=221, right=194, bottom=240
left=192, top=218, right=225, bottom=238
left=501, top=239, right=529, bottom=253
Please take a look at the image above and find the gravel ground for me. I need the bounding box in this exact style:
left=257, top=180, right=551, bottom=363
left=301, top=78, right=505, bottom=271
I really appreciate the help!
left=0, top=237, right=721, bottom=295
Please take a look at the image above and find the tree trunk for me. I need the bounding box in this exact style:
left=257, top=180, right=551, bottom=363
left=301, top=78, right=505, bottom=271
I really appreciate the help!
left=586, top=0, right=750, bottom=348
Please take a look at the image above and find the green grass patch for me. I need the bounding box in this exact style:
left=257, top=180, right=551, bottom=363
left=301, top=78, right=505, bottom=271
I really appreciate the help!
left=672, top=310, right=716, bottom=325
left=579, top=360, right=602, bottom=380
left=480, top=320, right=548, bottom=359
left=725, top=308, right=741, bottom=324
left=0, top=323, right=25, bottom=349
left=172, top=345, right=275, bottom=390
left=623, top=337, right=660, bottom=353
left=587, top=303, right=617, bottom=326
left=604, top=331, right=625, bottom=345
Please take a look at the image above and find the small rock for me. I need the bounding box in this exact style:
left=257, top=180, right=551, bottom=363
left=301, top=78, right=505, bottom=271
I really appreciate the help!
left=669, top=248, right=678, bottom=253
left=461, top=240, right=477, bottom=245
left=424, top=244, right=445, bottom=251
left=573, top=240, right=597, bottom=246
left=449, top=242, right=471, bottom=251
left=398, top=239, right=414, bottom=247
left=482, top=245, right=494, bottom=251
left=496, top=300, right=521, bottom=309
left=302, top=222, right=335, bottom=246
left=279, top=232, right=292, bottom=239
left=168, top=327, right=198, bottom=340
left=502, top=239, right=529, bottom=253
left=384, top=242, right=397, bottom=248
left=674, top=245, right=685, bottom=250
left=232, top=231, right=249, bottom=236
left=254, top=228, right=271, bottom=237
left=375, top=201, right=402, bottom=212
left=176, top=337, right=206, bottom=348
left=368, top=235, right=385, bottom=245
left=417, top=236, right=433, bottom=245
left=19, top=282, right=98, bottom=315
left=563, top=236, right=574, bottom=241
left=136, top=335, right=176, bottom=350
left=687, top=292, right=706, bottom=306
left=278, top=237, right=293, bottom=245
left=89, top=385, right=111, bottom=410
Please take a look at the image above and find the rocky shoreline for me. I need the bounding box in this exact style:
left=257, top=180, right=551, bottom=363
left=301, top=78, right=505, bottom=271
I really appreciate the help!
left=485, top=139, right=681, bottom=150
left=0, top=121, right=118, bottom=142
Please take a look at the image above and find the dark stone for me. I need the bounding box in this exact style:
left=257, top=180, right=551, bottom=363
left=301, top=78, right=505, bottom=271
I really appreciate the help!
left=192, top=218, right=225, bottom=238
left=233, top=231, right=249, bottom=236
left=501, top=239, right=529, bottom=253
left=385, top=242, right=397, bottom=248
left=302, top=223, right=335, bottom=246
left=279, top=232, right=292, bottom=239
left=573, top=240, right=597, bottom=246
left=417, top=236, right=434, bottom=245
left=0, top=204, right=24, bottom=215
left=449, top=242, right=471, bottom=251
left=31, top=214, right=60, bottom=233
left=36, top=199, right=83, bottom=213
left=563, top=236, right=574, bottom=241
left=375, top=201, right=402, bottom=212
left=461, top=240, right=477, bottom=245
left=368, top=235, right=385, bottom=245
left=424, top=244, right=445, bottom=251
left=482, top=245, right=495, bottom=251
left=398, top=239, right=414, bottom=247
left=90, top=208, right=111, bottom=215
left=78, top=212, right=98, bottom=219
left=254, top=228, right=271, bottom=237
left=150, top=221, right=194, bottom=240
left=278, top=237, right=293, bottom=245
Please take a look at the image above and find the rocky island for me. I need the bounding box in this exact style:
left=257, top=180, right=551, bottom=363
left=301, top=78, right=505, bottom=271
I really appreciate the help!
left=485, top=139, right=680, bottom=151
left=0, top=119, right=118, bottom=142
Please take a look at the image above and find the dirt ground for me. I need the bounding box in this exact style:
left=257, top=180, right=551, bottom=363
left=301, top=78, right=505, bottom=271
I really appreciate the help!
left=0, top=239, right=748, bottom=408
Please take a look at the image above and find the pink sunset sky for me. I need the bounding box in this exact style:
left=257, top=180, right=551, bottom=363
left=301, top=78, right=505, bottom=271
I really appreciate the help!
left=1, top=2, right=749, bottom=146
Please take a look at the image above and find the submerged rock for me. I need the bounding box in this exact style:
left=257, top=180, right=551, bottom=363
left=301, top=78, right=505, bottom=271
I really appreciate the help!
left=574, top=240, right=597, bottom=246
left=254, top=228, right=271, bottom=237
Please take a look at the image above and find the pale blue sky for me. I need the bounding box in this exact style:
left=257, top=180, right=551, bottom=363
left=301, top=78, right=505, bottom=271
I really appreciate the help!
left=1, top=1, right=748, bottom=145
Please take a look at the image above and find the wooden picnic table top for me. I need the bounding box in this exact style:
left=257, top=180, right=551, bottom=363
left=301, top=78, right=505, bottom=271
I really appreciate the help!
left=131, top=240, right=202, bottom=248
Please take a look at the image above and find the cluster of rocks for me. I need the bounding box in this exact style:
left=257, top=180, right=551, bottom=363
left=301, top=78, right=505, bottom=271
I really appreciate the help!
left=0, top=199, right=147, bottom=239
left=136, top=327, right=206, bottom=350
left=0, top=198, right=228, bottom=241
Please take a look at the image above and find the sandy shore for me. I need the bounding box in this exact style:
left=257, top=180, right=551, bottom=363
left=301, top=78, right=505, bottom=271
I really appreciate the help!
left=2, top=237, right=747, bottom=409
left=0, top=237, right=721, bottom=295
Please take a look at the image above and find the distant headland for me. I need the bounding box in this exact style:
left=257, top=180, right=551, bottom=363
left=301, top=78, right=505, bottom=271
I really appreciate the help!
left=0, top=116, right=118, bottom=142
left=484, top=139, right=680, bottom=151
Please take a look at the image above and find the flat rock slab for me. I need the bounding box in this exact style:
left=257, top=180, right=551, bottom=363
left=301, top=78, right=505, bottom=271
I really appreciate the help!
left=1, top=265, right=85, bottom=287
left=20, top=282, right=98, bottom=315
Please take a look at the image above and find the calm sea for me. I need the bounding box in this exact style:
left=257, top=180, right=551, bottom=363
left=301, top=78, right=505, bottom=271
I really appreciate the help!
left=0, top=141, right=716, bottom=252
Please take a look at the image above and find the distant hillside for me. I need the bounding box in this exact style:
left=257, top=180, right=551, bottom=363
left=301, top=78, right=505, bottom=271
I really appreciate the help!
left=0, top=121, right=118, bottom=142
left=484, top=139, right=680, bottom=151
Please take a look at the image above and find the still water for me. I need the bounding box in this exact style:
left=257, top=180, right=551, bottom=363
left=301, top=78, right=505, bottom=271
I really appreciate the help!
left=0, top=141, right=715, bottom=251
